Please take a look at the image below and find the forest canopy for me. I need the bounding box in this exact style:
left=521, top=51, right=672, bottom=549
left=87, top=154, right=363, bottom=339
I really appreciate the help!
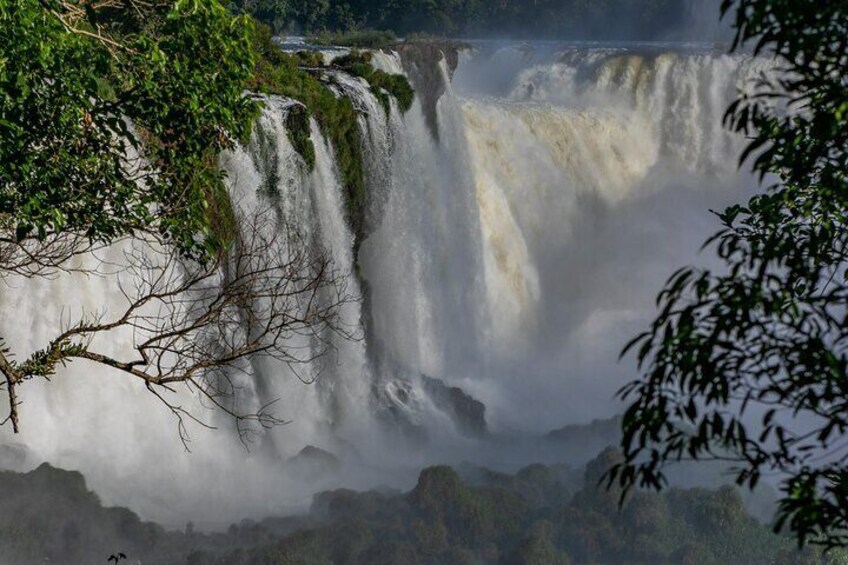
left=228, top=0, right=702, bottom=40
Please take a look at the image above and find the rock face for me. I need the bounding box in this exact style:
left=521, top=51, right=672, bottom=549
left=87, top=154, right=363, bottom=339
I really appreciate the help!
left=375, top=377, right=431, bottom=443
left=420, top=375, right=487, bottom=438
left=395, top=41, right=466, bottom=141
left=373, top=362, right=489, bottom=442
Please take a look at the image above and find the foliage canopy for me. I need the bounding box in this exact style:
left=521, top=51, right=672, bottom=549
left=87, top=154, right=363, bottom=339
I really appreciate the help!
left=229, top=0, right=695, bottom=40
left=0, top=0, right=257, bottom=262
left=608, top=0, right=848, bottom=549
left=0, top=0, right=363, bottom=438
left=2, top=453, right=832, bottom=564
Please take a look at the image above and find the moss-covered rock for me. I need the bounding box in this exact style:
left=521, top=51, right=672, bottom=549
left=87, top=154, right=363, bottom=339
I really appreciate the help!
left=247, top=22, right=414, bottom=243
left=395, top=40, right=468, bottom=140
left=284, top=104, right=316, bottom=171
left=333, top=51, right=415, bottom=114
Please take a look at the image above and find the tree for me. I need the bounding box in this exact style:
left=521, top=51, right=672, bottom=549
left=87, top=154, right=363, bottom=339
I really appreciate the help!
left=606, top=0, right=848, bottom=549
left=231, top=0, right=696, bottom=40
left=228, top=0, right=293, bottom=32
left=0, top=0, right=350, bottom=442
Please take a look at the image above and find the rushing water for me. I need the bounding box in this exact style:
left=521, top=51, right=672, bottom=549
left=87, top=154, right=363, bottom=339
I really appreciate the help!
left=0, top=42, right=771, bottom=524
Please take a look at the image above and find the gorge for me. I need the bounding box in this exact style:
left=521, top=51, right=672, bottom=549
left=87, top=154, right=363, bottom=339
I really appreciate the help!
left=0, top=40, right=770, bottom=528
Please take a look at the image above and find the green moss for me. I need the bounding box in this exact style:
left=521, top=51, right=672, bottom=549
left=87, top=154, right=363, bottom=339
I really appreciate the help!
left=285, top=104, right=316, bottom=171
left=203, top=169, right=240, bottom=256
left=247, top=50, right=366, bottom=236
left=246, top=23, right=413, bottom=241
left=371, top=71, right=415, bottom=113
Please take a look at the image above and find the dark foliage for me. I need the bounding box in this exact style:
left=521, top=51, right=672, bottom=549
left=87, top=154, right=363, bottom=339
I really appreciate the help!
left=308, top=29, right=397, bottom=49
left=607, top=0, right=848, bottom=550
left=229, top=0, right=699, bottom=40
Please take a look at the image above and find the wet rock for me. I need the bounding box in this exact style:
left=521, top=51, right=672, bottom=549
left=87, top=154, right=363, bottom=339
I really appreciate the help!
left=373, top=364, right=488, bottom=441
left=395, top=41, right=467, bottom=141
left=420, top=375, right=487, bottom=438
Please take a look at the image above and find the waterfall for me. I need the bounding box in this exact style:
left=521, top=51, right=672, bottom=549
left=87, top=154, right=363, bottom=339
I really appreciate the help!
left=0, top=43, right=770, bottom=524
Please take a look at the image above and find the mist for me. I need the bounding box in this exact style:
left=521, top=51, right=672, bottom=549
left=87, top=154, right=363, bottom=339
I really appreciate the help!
left=0, top=37, right=777, bottom=536
left=5, top=0, right=838, bottom=559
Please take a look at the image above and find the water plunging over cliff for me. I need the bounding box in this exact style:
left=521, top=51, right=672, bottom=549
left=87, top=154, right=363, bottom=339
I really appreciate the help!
left=0, top=43, right=771, bottom=524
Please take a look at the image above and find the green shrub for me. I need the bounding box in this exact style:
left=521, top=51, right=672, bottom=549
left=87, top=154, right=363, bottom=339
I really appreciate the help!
left=332, top=51, right=415, bottom=113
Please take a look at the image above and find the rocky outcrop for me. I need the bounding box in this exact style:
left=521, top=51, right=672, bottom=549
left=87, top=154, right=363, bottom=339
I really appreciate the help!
left=373, top=361, right=489, bottom=442
left=420, top=375, right=487, bottom=438
left=395, top=41, right=468, bottom=141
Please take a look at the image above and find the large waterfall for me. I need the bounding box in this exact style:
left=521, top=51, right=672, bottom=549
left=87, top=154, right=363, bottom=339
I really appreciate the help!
left=0, top=42, right=771, bottom=525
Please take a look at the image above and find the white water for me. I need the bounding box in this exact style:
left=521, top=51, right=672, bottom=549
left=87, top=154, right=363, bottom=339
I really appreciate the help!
left=0, top=43, right=772, bottom=524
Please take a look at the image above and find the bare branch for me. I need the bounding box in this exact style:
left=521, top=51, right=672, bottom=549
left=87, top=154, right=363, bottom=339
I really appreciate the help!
left=0, top=201, right=357, bottom=443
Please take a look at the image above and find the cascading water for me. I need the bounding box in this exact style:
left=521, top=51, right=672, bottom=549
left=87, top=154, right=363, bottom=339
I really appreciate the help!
left=368, top=44, right=772, bottom=434
left=0, top=42, right=772, bottom=524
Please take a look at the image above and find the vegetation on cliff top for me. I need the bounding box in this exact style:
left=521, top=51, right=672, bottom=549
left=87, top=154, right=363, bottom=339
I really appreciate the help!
left=333, top=51, right=415, bottom=114
left=248, top=21, right=413, bottom=240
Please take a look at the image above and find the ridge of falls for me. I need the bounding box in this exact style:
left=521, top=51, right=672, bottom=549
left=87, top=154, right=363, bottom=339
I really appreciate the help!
left=0, top=43, right=772, bottom=524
